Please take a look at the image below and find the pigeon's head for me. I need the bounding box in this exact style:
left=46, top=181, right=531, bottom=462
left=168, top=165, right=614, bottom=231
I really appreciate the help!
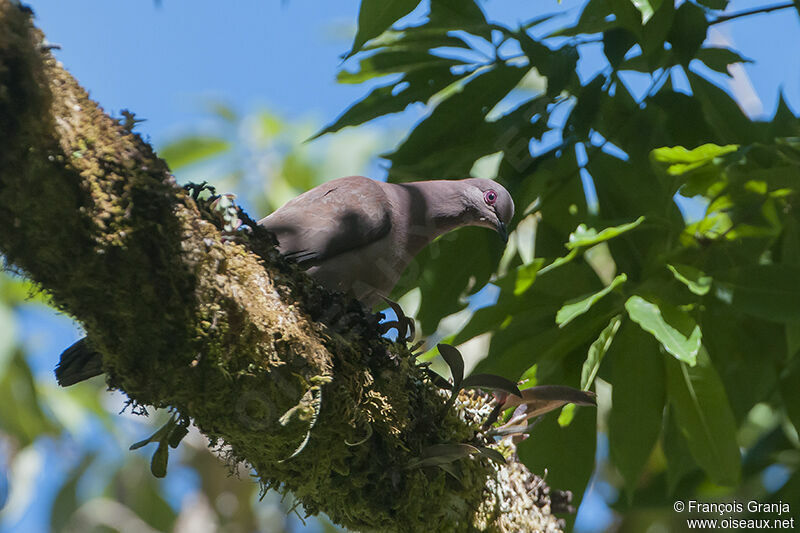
left=463, top=178, right=515, bottom=241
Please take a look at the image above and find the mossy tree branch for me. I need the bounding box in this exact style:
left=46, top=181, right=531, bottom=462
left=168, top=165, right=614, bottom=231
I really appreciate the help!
left=0, top=4, right=564, bottom=531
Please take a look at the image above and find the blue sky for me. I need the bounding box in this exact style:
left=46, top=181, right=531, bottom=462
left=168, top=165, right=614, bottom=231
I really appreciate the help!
left=6, top=0, right=800, bottom=530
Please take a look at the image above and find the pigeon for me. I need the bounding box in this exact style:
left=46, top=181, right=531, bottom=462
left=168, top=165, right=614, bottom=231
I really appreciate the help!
left=55, top=176, right=514, bottom=386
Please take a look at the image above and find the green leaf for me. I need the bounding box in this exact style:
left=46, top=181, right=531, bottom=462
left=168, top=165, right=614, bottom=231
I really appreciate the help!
left=665, top=348, right=741, bottom=486
left=150, top=441, right=169, bottom=478
left=437, top=343, right=464, bottom=388
left=662, top=406, right=698, bottom=493
left=312, top=65, right=463, bottom=138
left=460, top=373, right=522, bottom=397
left=386, top=64, right=531, bottom=179
left=557, top=273, right=627, bottom=327
left=667, top=264, right=712, bottom=296
left=780, top=355, right=800, bottom=434
left=566, top=217, right=645, bottom=249
left=608, top=319, right=666, bottom=497
left=475, top=446, right=507, bottom=464
left=696, top=47, right=752, bottom=76
left=158, top=136, right=231, bottom=170
left=783, top=216, right=800, bottom=359
left=603, top=28, right=638, bottom=68
left=688, top=72, right=758, bottom=144
left=625, top=295, right=702, bottom=365
left=651, top=143, right=739, bottom=176
left=348, top=0, right=422, bottom=56
left=667, top=2, right=708, bottom=65
left=609, top=0, right=644, bottom=34
left=713, top=265, right=800, bottom=322
left=581, top=315, right=623, bottom=389
left=429, top=0, right=491, bottom=40
left=697, top=0, right=728, bottom=9
left=337, top=51, right=462, bottom=84
left=630, top=0, right=656, bottom=23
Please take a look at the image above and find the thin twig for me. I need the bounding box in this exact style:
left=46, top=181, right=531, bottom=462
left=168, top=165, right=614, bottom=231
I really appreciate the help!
left=710, top=2, right=795, bottom=25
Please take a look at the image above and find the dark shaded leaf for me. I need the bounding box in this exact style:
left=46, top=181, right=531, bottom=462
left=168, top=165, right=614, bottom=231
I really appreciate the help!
left=338, top=50, right=463, bottom=84
left=662, top=406, right=698, bottom=493
left=168, top=424, right=189, bottom=449
left=348, top=0, right=423, bottom=56
left=551, top=0, right=615, bottom=37
left=608, top=319, right=666, bottom=497
left=460, top=373, right=522, bottom=397
left=565, top=75, right=606, bottom=138
left=475, top=446, right=507, bottom=464
left=712, top=265, right=800, bottom=322
left=609, top=0, right=644, bottom=35
left=386, top=64, right=531, bottom=179
left=437, top=343, right=464, bottom=387
left=150, top=441, right=169, bottom=478
left=696, top=47, right=752, bottom=76
left=688, top=72, right=759, bottom=144
left=666, top=348, right=741, bottom=486
left=640, top=0, right=674, bottom=61
left=429, top=0, right=491, bottom=40
left=697, top=0, right=728, bottom=10
left=603, top=28, right=637, bottom=68
left=313, top=64, right=463, bottom=138
left=667, top=2, right=708, bottom=65
left=518, top=33, right=580, bottom=97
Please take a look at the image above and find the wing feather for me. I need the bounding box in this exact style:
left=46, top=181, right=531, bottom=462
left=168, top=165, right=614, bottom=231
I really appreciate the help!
left=258, top=177, right=392, bottom=266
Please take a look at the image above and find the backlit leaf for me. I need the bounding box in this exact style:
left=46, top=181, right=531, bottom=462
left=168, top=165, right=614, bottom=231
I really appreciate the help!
left=557, top=274, right=627, bottom=327
left=625, top=295, right=702, bottom=365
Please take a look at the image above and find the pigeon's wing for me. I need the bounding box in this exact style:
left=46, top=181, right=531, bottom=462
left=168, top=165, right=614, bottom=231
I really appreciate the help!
left=258, top=176, right=392, bottom=266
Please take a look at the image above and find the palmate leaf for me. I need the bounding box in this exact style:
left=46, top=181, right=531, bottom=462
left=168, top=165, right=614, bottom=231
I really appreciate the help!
left=667, top=1, right=708, bottom=66
left=385, top=63, right=531, bottom=180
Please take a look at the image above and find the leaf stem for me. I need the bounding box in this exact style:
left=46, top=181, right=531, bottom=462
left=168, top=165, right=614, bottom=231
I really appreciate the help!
left=710, top=2, right=796, bottom=25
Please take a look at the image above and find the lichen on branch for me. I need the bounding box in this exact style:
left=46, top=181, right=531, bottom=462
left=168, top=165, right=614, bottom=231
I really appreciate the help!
left=0, top=4, right=563, bottom=531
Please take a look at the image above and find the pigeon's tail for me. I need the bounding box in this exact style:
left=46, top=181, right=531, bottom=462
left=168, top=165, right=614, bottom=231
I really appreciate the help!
left=55, top=337, right=104, bottom=386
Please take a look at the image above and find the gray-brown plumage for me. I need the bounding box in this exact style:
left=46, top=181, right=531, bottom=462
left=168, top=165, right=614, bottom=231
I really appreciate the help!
left=258, top=176, right=514, bottom=306
left=56, top=176, right=514, bottom=386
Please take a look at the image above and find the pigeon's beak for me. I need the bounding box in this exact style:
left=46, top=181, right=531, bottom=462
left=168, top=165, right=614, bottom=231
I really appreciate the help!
left=496, top=221, right=508, bottom=243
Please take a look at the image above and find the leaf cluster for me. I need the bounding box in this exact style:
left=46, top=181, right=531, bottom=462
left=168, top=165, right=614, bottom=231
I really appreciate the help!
left=328, top=0, right=800, bottom=522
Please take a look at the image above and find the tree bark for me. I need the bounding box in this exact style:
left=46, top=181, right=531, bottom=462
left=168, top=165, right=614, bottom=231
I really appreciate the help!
left=0, top=4, right=565, bottom=531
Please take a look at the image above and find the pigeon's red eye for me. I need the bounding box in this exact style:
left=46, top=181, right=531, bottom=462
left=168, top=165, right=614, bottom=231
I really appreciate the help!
left=484, top=190, right=497, bottom=205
